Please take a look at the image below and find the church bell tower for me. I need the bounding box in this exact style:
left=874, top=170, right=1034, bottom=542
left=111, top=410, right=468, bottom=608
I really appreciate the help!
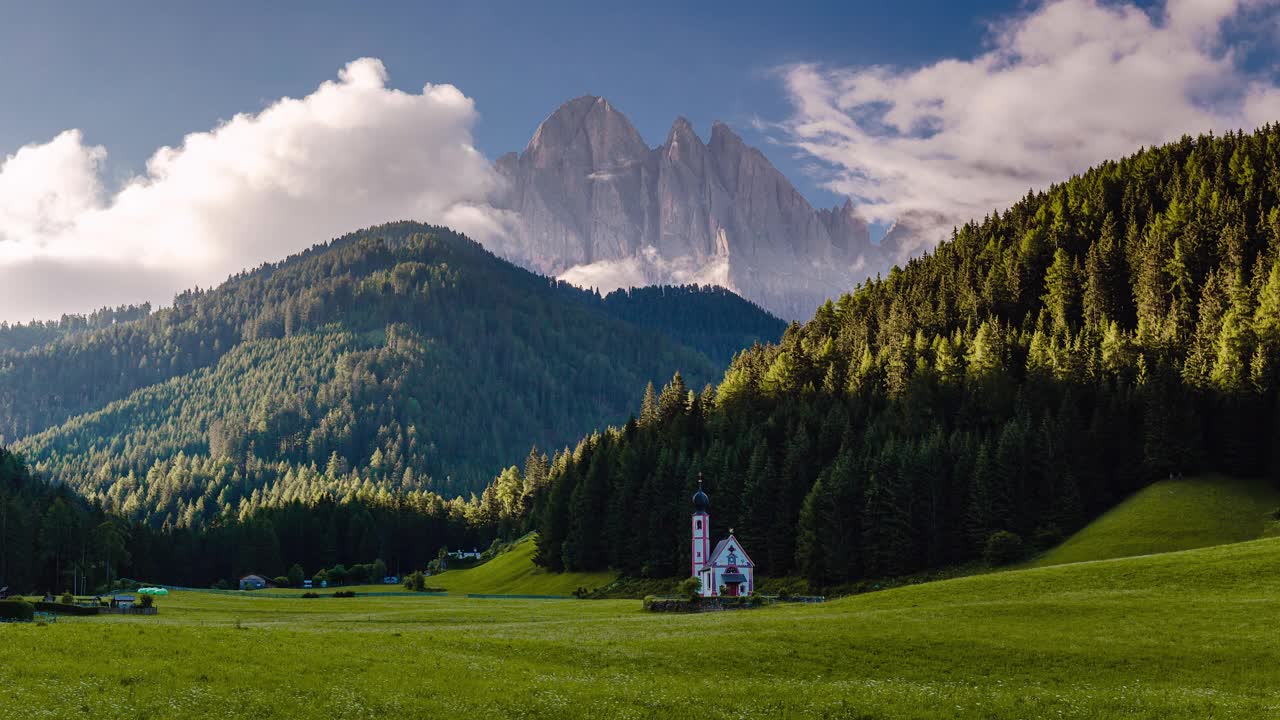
left=691, top=476, right=710, bottom=577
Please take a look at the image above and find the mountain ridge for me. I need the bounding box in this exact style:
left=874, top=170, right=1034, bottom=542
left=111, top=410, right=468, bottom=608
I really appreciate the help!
left=5, top=222, right=785, bottom=524
left=489, top=95, right=891, bottom=320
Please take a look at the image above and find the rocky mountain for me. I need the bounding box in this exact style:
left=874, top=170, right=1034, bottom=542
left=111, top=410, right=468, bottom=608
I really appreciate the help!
left=490, top=96, right=892, bottom=319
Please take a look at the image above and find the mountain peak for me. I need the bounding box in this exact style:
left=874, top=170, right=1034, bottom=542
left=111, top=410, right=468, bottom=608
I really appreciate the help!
left=709, top=121, right=744, bottom=147
left=526, top=94, right=647, bottom=164
left=665, top=116, right=702, bottom=147
left=827, top=197, right=857, bottom=216
left=497, top=98, right=889, bottom=319
left=558, top=94, right=604, bottom=110
left=542, top=95, right=625, bottom=125
left=818, top=199, right=870, bottom=257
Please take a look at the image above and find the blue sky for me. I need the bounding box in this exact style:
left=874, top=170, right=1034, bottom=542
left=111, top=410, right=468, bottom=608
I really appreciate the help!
left=1, top=0, right=1028, bottom=207
left=1, top=0, right=1276, bottom=321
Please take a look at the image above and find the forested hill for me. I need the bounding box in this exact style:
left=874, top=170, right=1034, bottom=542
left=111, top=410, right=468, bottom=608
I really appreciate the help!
left=532, top=124, right=1280, bottom=584
left=600, top=285, right=781, bottom=368
left=0, top=303, right=153, bottom=355
left=0, top=444, right=488, bottom=593
left=6, top=223, right=783, bottom=527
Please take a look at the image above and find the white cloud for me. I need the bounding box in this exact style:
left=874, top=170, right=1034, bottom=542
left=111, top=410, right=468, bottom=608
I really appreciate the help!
left=559, top=256, right=651, bottom=294
left=0, top=130, right=106, bottom=251
left=778, top=0, right=1280, bottom=256
left=0, top=58, right=505, bottom=322
left=558, top=245, right=730, bottom=295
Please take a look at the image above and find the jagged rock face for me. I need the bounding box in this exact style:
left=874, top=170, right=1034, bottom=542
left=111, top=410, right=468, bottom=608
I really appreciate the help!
left=492, top=96, right=886, bottom=319
left=491, top=97, right=653, bottom=269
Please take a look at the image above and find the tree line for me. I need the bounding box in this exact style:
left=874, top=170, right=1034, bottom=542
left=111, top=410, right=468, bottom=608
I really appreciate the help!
left=0, top=444, right=559, bottom=593
left=0, top=303, right=152, bottom=355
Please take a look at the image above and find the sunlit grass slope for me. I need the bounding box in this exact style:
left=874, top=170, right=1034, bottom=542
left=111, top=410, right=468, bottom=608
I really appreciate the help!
left=261, top=536, right=616, bottom=597
left=5, top=537, right=1280, bottom=718
left=1034, top=474, right=1280, bottom=567
left=428, top=536, right=617, bottom=595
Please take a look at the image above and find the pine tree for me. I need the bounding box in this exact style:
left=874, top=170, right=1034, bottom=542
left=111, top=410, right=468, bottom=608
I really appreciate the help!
left=658, top=373, right=688, bottom=416
left=964, top=443, right=996, bottom=548
left=1141, top=359, right=1181, bottom=476
left=639, top=382, right=659, bottom=427
left=825, top=452, right=863, bottom=582
left=1134, top=220, right=1172, bottom=343
left=738, top=444, right=775, bottom=574
left=991, top=418, right=1027, bottom=533
left=1184, top=270, right=1226, bottom=388
left=564, top=442, right=612, bottom=570
left=966, top=320, right=1003, bottom=379
left=1210, top=272, right=1256, bottom=393
left=766, top=426, right=813, bottom=575
left=860, top=468, right=912, bottom=578
left=1254, top=257, right=1280, bottom=354
left=533, top=464, right=577, bottom=572
left=1043, top=248, right=1081, bottom=331
left=519, top=447, right=550, bottom=522
left=794, top=472, right=827, bottom=584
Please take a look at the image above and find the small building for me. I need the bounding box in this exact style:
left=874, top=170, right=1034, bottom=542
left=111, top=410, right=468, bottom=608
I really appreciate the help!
left=382, top=576, right=399, bottom=585
left=448, top=549, right=482, bottom=560
left=690, top=481, right=755, bottom=597
left=239, top=574, right=271, bottom=591
left=110, top=594, right=136, bottom=609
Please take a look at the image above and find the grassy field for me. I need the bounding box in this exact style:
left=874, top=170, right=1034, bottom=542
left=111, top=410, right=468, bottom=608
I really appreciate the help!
left=1034, top=474, right=1280, bottom=567
left=4, top=535, right=1280, bottom=718
left=427, top=537, right=617, bottom=595
left=263, top=536, right=617, bottom=598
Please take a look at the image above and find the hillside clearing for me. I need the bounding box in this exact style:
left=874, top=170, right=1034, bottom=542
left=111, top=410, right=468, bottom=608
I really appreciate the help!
left=256, top=536, right=616, bottom=598
left=1034, top=474, right=1280, bottom=567
left=427, top=537, right=617, bottom=596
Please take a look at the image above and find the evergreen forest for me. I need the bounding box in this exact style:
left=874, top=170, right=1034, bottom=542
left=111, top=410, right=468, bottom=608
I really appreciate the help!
left=533, top=125, right=1280, bottom=585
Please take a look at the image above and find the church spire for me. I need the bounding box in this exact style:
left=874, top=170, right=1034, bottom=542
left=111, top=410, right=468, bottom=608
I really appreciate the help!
left=692, top=473, right=709, bottom=512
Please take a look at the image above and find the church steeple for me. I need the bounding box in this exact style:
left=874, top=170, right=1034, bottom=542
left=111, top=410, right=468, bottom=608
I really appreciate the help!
left=692, top=475, right=709, bottom=513
left=691, top=474, right=711, bottom=579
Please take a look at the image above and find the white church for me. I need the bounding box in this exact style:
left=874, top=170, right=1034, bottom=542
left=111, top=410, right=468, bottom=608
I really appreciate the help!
left=690, top=480, right=755, bottom=597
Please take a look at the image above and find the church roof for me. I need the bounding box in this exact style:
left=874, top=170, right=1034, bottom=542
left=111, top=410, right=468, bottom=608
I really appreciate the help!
left=707, top=534, right=754, bottom=567
left=692, top=487, right=709, bottom=513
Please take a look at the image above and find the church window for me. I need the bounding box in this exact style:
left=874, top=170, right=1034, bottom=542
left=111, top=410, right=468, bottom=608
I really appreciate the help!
left=696, top=520, right=702, bottom=530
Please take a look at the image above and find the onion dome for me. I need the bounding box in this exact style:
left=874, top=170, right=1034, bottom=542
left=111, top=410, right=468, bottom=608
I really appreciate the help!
left=693, top=482, right=709, bottom=512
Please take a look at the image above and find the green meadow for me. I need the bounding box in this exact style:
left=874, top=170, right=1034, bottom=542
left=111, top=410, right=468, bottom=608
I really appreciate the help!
left=1033, top=474, right=1280, bottom=567
left=414, top=537, right=616, bottom=596
left=260, top=536, right=617, bottom=598
left=5, top=534, right=1280, bottom=719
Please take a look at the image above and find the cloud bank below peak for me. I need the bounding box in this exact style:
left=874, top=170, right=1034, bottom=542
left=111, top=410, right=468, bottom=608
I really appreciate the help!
left=777, top=0, right=1280, bottom=256
left=0, top=58, right=506, bottom=322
